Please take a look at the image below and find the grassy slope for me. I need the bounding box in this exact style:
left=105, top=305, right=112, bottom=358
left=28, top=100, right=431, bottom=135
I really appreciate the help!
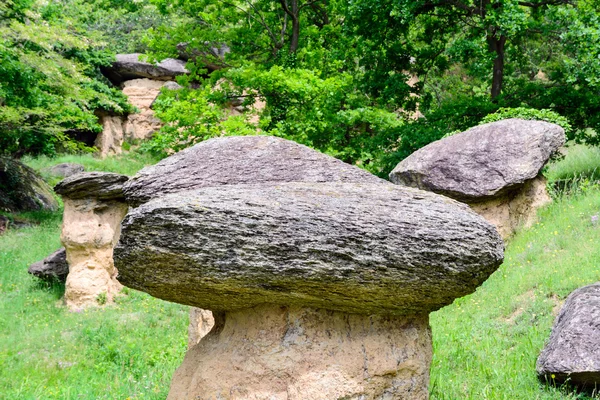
left=0, top=153, right=188, bottom=400
left=2, top=149, right=599, bottom=399
left=430, top=188, right=600, bottom=399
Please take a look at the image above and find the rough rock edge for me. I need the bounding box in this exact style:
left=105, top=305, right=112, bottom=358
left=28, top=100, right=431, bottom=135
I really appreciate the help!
left=27, top=248, right=68, bottom=282
left=122, top=135, right=387, bottom=207
left=54, top=172, right=129, bottom=200
left=115, top=182, right=504, bottom=315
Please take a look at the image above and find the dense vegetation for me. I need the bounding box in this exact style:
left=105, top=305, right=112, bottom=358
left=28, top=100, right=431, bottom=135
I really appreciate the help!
left=2, top=0, right=600, bottom=176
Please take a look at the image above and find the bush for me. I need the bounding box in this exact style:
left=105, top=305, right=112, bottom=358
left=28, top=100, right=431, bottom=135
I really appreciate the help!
left=481, top=107, right=573, bottom=137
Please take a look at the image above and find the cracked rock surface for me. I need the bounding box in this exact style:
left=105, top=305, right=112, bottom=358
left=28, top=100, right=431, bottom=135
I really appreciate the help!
left=123, top=135, right=386, bottom=207
left=115, top=182, right=504, bottom=315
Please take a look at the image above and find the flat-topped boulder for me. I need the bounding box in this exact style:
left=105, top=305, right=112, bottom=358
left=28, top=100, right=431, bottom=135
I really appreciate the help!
left=389, top=119, right=565, bottom=239
left=123, top=135, right=386, bottom=206
left=116, top=182, right=503, bottom=315
left=102, top=53, right=188, bottom=85
left=390, top=119, right=564, bottom=201
left=537, top=283, right=600, bottom=392
left=54, top=172, right=129, bottom=200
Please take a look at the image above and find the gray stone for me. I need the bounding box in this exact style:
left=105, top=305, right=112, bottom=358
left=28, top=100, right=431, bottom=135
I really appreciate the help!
left=389, top=119, right=565, bottom=201
left=123, top=135, right=386, bottom=206
left=114, top=182, right=504, bottom=316
left=47, top=163, right=85, bottom=178
left=102, top=53, right=188, bottom=85
left=28, top=248, right=68, bottom=282
left=537, top=283, right=600, bottom=391
left=54, top=172, right=129, bottom=200
left=0, top=157, right=58, bottom=212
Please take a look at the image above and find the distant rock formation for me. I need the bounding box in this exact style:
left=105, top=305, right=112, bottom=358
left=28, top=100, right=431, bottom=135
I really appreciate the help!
left=114, top=136, right=504, bottom=399
left=537, top=283, right=600, bottom=392
left=0, top=157, right=58, bottom=213
left=45, top=163, right=85, bottom=178
left=96, top=54, right=188, bottom=158
left=54, top=172, right=129, bottom=310
left=390, top=118, right=565, bottom=239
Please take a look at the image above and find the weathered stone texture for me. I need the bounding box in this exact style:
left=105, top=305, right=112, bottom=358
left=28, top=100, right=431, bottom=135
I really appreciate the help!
left=55, top=172, right=129, bottom=309
left=103, top=53, right=188, bottom=85
left=123, top=135, right=386, bottom=206
left=390, top=119, right=565, bottom=201
left=537, top=283, right=600, bottom=391
left=168, top=305, right=432, bottom=400
left=28, top=248, right=68, bottom=283
left=188, top=308, right=215, bottom=348
left=115, top=182, right=504, bottom=315
left=54, top=172, right=128, bottom=200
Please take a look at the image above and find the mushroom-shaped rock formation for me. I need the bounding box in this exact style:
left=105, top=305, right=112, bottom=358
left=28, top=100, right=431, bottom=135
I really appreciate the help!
left=389, top=118, right=565, bottom=239
left=102, top=53, right=188, bottom=86
left=115, top=136, right=503, bottom=400
left=54, top=172, right=129, bottom=309
left=123, top=135, right=385, bottom=206
left=537, top=283, right=600, bottom=392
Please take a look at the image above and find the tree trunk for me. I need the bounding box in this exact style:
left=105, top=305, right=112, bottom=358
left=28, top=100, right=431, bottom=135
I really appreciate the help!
left=290, top=0, right=300, bottom=53
left=489, top=35, right=507, bottom=100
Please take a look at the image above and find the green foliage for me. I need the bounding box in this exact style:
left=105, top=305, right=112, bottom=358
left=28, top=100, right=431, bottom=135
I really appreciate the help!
left=0, top=2, right=133, bottom=157
left=481, top=107, right=573, bottom=137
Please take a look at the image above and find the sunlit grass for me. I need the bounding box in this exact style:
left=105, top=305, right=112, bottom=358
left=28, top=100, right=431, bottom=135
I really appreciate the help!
left=431, top=188, right=600, bottom=399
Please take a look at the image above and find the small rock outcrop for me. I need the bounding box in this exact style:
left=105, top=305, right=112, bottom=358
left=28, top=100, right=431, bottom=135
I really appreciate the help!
left=114, top=136, right=504, bottom=399
left=102, top=54, right=188, bottom=86
left=537, top=283, right=600, bottom=392
left=46, top=163, right=85, bottom=178
left=27, top=248, right=68, bottom=282
left=54, top=172, right=129, bottom=310
left=95, top=79, right=169, bottom=158
left=390, top=119, right=565, bottom=238
left=0, top=157, right=58, bottom=212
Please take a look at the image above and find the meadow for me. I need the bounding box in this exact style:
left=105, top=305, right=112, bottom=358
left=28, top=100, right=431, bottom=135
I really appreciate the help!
left=0, top=147, right=599, bottom=399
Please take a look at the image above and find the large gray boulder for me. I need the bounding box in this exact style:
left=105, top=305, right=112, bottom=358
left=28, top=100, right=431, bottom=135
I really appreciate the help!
left=102, top=54, right=188, bottom=85
left=28, top=248, right=68, bottom=282
left=115, top=182, right=504, bottom=315
left=390, top=119, right=565, bottom=202
left=0, top=157, right=58, bottom=212
left=537, top=283, right=600, bottom=391
left=123, top=135, right=386, bottom=206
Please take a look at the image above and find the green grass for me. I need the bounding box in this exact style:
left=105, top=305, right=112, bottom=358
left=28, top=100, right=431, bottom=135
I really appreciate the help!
left=430, top=188, right=600, bottom=399
left=0, top=209, right=189, bottom=400
left=0, top=152, right=188, bottom=399
left=546, top=144, right=600, bottom=184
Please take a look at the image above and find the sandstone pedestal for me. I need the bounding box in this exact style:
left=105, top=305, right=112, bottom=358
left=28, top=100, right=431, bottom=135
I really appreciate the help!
left=171, top=306, right=431, bottom=400
left=55, top=172, right=129, bottom=310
